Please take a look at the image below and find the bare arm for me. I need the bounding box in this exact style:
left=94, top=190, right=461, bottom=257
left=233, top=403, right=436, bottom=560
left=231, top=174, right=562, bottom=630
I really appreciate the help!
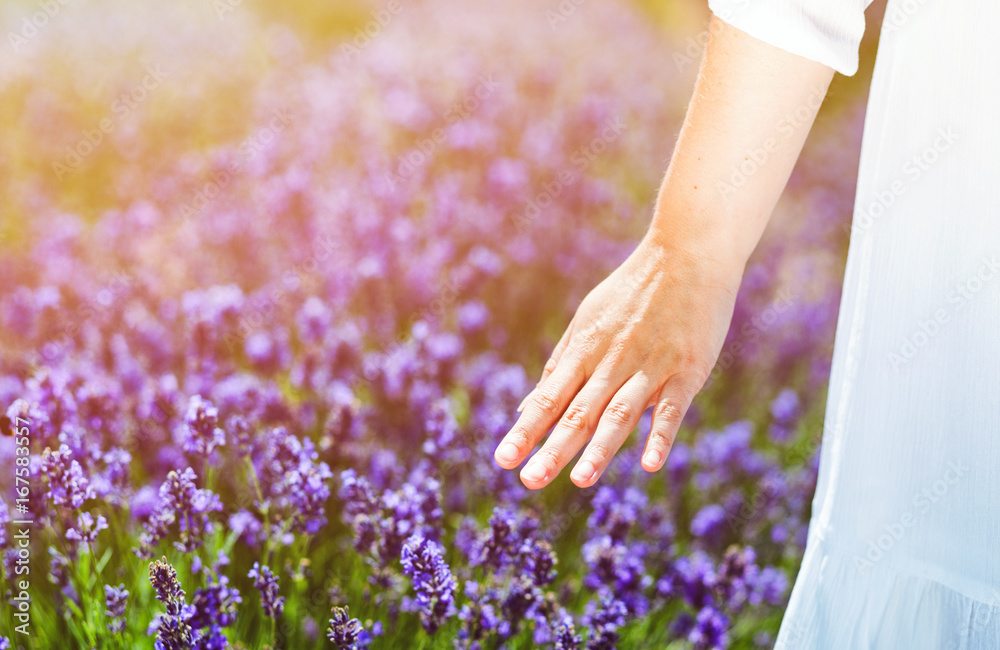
left=493, top=16, right=836, bottom=489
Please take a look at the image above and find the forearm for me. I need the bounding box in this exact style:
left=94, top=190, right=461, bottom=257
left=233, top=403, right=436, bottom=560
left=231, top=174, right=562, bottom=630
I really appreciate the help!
left=646, top=15, right=835, bottom=272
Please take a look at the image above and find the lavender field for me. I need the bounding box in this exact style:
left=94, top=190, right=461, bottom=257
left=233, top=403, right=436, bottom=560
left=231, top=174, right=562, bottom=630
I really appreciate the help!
left=0, top=0, right=869, bottom=647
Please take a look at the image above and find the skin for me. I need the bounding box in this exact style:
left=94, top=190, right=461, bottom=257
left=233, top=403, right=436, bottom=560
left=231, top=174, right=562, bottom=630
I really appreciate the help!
left=494, top=16, right=837, bottom=489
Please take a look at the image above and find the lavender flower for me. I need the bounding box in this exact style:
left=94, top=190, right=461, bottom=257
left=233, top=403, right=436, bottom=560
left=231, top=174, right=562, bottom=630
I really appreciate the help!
left=588, top=486, right=647, bottom=542
left=688, top=606, right=728, bottom=650
left=98, top=447, right=133, bottom=503
left=140, top=468, right=222, bottom=554
left=228, top=510, right=264, bottom=548
left=522, top=538, right=557, bottom=587
left=182, top=395, right=226, bottom=456
left=340, top=471, right=445, bottom=575
left=66, top=511, right=109, bottom=545
left=41, top=444, right=95, bottom=508
left=225, top=415, right=252, bottom=457
left=189, top=575, right=242, bottom=629
left=582, top=591, right=628, bottom=650
left=338, top=470, right=379, bottom=521
left=105, top=584, right=129, bottom=634
left=582, top=535, right=651, bottom=617
left=472, top=508, right=518, bottom=571
left=279, top=455, right=333, bottom=535
left=247, top=563, right=283, bottom=618
left=498, top=576, right=541, bottom=638
left=149, top=557, right=195, bottom=650
left=456, top=581, right=500, bottom=648
left=770, top=388, right=800, bottom=423
left=690, top=504, right=729, bottom=548
left=401, top=535, right=457, bottom=634
left=752, top=566, right=788, bottom=606
left=327, top=605, right=363, bottom=649
left=554, top=613, right=583, bottom=650
left=4, top=398, right=46, bottom=437
left=671, top=551, right=717, bottom=610
left=150, top=559, right=184, bottom=610
left=47, top=547, right=75, bottom=601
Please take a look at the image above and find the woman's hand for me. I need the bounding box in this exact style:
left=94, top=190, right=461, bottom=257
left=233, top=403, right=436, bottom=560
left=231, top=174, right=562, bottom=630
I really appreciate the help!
left=491, top=15, right=835, bottom=490
left=493, top=234, right=744, bottom=489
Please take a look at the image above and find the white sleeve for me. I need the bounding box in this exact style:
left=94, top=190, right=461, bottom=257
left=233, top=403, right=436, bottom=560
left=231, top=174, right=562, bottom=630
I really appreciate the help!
left=707, top=0, right=873, bottom=76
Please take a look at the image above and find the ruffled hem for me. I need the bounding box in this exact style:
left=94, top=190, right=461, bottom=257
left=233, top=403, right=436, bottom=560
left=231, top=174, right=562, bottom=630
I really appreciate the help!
left=776, top=535, right=1000, bottom=649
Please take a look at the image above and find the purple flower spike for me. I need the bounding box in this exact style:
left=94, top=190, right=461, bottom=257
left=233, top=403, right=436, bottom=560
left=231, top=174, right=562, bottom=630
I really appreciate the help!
left=522, top=538, right=558, bottom=587
left=66, top=511, right=108, bottom=544
left=41, top=444, right=95, bottom=509
left=582, top=591, right=628, bottom=650
left=104, top=584, right=129, bottom=634
left=138, top=468, right=222, bottom=556
left=690, top=504, right=728, bottom=548
left=149, top=557, right=196, bottom=650
left=688, top=606, right=728, bottom=650
left=149, top=558, right=184, bottom=610
left=182, top=395, right=225, bottom=456
left=327, top=605, right=364, bottom=649
left=472, top=508, right=518, bottom=571
left=401, top=535, right=457, bottom=634
left=248, top=562, right=284, bottom=619
left=189, top=574, right=242, bottom=629
left=554, top=614, right=583, bottom=650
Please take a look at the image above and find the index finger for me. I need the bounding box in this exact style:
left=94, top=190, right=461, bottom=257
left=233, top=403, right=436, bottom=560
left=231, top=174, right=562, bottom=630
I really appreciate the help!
left=494, top=356, right=586, bottom=470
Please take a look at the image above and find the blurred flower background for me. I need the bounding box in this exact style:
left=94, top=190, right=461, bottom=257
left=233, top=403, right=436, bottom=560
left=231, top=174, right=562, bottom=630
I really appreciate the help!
left=0, top=0, right=884, bottom=647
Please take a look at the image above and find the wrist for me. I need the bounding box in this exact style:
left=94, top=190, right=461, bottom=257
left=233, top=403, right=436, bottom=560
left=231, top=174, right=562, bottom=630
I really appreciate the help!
left=643, top=214, right=751, bottom=287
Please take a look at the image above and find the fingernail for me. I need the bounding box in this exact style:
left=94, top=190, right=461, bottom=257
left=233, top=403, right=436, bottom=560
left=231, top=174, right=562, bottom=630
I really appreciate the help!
left=572, top=459, right=596, bottom=483
left=496, top=443, right=520, bottom=464
left=521, top=462, right=547, bottom=483
left=643, top=450, right=661, bottom=468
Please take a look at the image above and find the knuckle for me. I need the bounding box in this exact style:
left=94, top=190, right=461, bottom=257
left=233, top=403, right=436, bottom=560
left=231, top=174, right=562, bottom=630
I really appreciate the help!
left=653, top=400, right=684, bottom=431
left=586, top=440, right=612, bottom=461
left=542, top=357, right=559, bottom=375
left=647, top=426, right=676, bottom=451
left=604, top=400, right=635, bottom=427
left=532, top=447, right=561, bottom=470
left=505, top=428, right=532, bottom=449
left=559, top=402, right=590, bottom=434
left=531, top=389, right=562, bottom=416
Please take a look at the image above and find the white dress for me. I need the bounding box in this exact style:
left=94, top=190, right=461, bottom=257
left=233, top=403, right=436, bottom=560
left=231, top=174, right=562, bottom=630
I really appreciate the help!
left=707, top=1, right=1000, bottom=648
